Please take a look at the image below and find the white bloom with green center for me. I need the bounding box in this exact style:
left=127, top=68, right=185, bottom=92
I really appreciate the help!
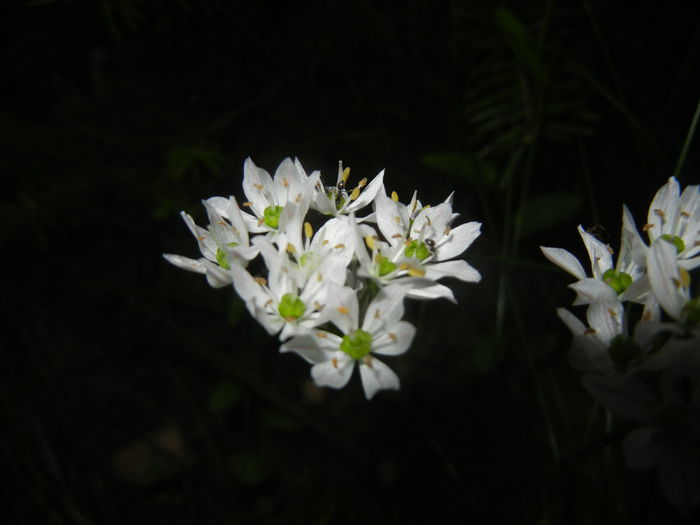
left=230, top=236, right=350, bottom=340
left=361, top=187, right=482, bottom=301
left=299, top=159, right=384, bottom=218
left=240, top=157, right=319, bottom=236
left=163, top=196, right=258, bottom=288
left=541, top=211, right=648, bottom=307
left=280, top=283, right=416, bottom=399
left=643, top=176, right=700, bottom=270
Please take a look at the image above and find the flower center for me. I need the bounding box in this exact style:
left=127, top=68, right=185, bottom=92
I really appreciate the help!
left=602, top=269, right=632, bottom=294
left=278, top=293, right=306, bottom=321
left=404, top=240, right=431, bottom=261
left=340, top=329, right=373, bottom=360
left=215, top=242, right=239, bottom=270
left=660, top=234, right=685, bottom=254
left=263, top=205, right=283, bottom=229
left=377, top=256, right=397, bottom=277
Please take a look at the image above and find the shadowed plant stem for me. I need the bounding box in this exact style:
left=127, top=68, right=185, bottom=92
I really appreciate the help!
left=673, top=94, right=700, bottom=179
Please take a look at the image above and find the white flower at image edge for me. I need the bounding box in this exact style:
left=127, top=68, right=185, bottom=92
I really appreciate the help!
left=280, top=283, right=416, bottom=399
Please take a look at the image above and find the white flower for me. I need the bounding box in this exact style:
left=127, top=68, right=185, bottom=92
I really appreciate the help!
left=355, top=187, right=481, bottom=301
left=229, top=236, right=349, bottom=340
left=647, top=238, right=696, bottom=323
left=302, top=160, right=384, bottom=217
left=541, top=212, right=647, bottom=307
left=240, top=157, right=319, bottom=236
left=280, top=283, right=415, bottom=399
left=644, top=176, right=700, bottom=270
left=163, top=196, right=258, bottom=288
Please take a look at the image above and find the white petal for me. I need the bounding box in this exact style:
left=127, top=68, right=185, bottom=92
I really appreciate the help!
left=163, top=254, right=207, bottom=274
left=577, top=225, right=613, bottom=279
left=280, top=334, right=327, bottom=363
left=311, top=354, right=354, bottom=389
left=346, top=169, right=384, bottom=213
left=362, top=284, right=409, bottom=333
left=586, top=298, right=623, bottom=344
left=435, top=222, right=481, bottom=261
left=242, top=157, right=274, bottom=217
left=373, top=185, right=405, bottom=245
left=540, top=246, right=586, bottom=280
left=405, top=283, right=456, bottom=303
left=372, top=321, right=416, bottom=356
left=359, top=357, right=399, bottom=400
left=317, top=283, right=358, bottom=335
left=647, top=239, right=684, bottom=320
left=569, top=278, right=617, bottom=305
left=647, top=176, right=680, bottom=240
left=425, top=260, right=481, bottom=283
left=556, top=307, right=585, bottom=335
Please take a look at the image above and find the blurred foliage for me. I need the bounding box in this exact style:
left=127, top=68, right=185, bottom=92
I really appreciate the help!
left=3, top=0, right=700, bottom=523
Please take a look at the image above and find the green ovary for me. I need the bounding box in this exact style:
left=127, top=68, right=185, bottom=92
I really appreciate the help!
left=263, top=205, right=283, bottom=229
left=340, top=329, right=373, bottom=360
left=278, top=293, right=306, bottom=321
left=660, top=234, right=685, bottom=254
left=215, top=242, right=239, bottom=270
left=404, top=240, right=431, bottom=261
left=377, top=257, right=397, bottom=277
left=602, top=269, right=632, bottom=294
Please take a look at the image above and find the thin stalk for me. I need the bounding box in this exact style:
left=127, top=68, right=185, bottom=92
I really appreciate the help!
left=673, top=94, right=700, bottom=178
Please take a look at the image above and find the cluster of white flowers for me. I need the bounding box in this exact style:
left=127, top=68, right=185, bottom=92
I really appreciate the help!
left=542, top=177, right=700, bottom=514
left=165, top=157, right=482, bottom=399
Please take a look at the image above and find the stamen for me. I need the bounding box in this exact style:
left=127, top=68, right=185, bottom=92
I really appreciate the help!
left=654, top=208, right=666, bottom=224
left=583, top=328, right=596, bottom=335
left=365, top=236, right=375, bottom=250
left=374, top=309, right=381, bottom=319
left=342, top=166, right=351, bottom=184
left=391, top=191, right=399, bottom=202
left=331, top=358, right=338, bottom=369
left=680, top=267, right=691, bottom=288
left=253, top=183, right=264, bottom=190
left=337, top=306, right=349, bottom=315
left=322, top=239, right=330, bottom=246
left=391, top=233, right=403, bottom=239
left=407, top=267, right=426, bottom=277
left=295, top=193, right=302, bottom=203
left=242, top=201, right=253, bottom=207
left=316, top=332, right=327, bottom=338
left=334, top=243, right=345, bottom=249
left=443, top=226, right=451, bottom=236
left=642, top=223, right=654, bottom=231
left=350, top=187, right=361, bottom=201
left=282, top=177, right=289, bottom=188
left=304, top=222, right=313, bottom=240
left=254, top=277, right=267, bottom=285
left=287, top=243, right=297, bottom=253
left=358, top=177, right=367, bottom=188
left=388, top=333, right=397, bottom=341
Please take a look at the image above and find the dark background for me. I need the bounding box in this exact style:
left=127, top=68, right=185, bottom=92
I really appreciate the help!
left=3, top=1, right=700, bottom=523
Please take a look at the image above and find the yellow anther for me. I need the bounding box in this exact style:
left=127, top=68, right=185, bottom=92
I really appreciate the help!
left=316, top=332, right=327, bottom=338
left=681, top=211, right=690, bottom=218
left=350, top=187, right=361, bottom=201
left=358, top=177, right=368, bottom=188
left=242, top=201, right=253, bottom=207
left=388, top=332, right=397, bottom=342
left=672, top=277, right=681, bottom=288
left=295, top=193, right=302, bottom=203
left=342, top=166, right=351, bottom=183
left=443, top=226, right=451, bottom=236
left=407, top=267, right=426, bottom=277
left=253, top=183, right=264, bottom=190
left=286, top=243, right=297, bottom=253
left=334, top=243, right=345, bottom=249
left=257, top=218, right=265, bottom=227
left=642, top=223, right=654, bottom=231
left=197, top=236, right=206, bottom=241
left=608, top=309, right=617, bottom=319
left=254, top=277, right=267, bottom=285
left=314, top=301, right=322, bottom=311
left=322, top=239, right=329, bottom=246
left=331, top=358, right=339, bottom=369
left=399, top=263, right=409, bottom=270
left=363, top=355, right=374, bottom=367
left=264, top=299, right=273, bottom=307
left=374, top=309, right=381, bottom=319
left=317, top=272, right=323, bottom=281
left=394, top=216, right=401, bottom=224
left=337, top=306, right=349, bottom=315
left=391, top=191, right=399, bottom=202
left=304, top=222, right=313, bottom=239
left=583, top=328, right=597, bottom=335
left=391, top=233, right=402, bottom=239
left=606, top=245, right=614, bottom=254
left=365, top=235, right=375, bottom=250
left=680, top=267, right=691, bottom=288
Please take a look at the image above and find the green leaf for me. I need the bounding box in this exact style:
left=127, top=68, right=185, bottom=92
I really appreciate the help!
left=515, top=192, right=583, bottom=239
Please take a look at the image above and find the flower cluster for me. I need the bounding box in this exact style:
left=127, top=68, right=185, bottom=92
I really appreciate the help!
left=165, top=157, right=482, bottom=399
left=541, top=177, right=700, bottom=514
